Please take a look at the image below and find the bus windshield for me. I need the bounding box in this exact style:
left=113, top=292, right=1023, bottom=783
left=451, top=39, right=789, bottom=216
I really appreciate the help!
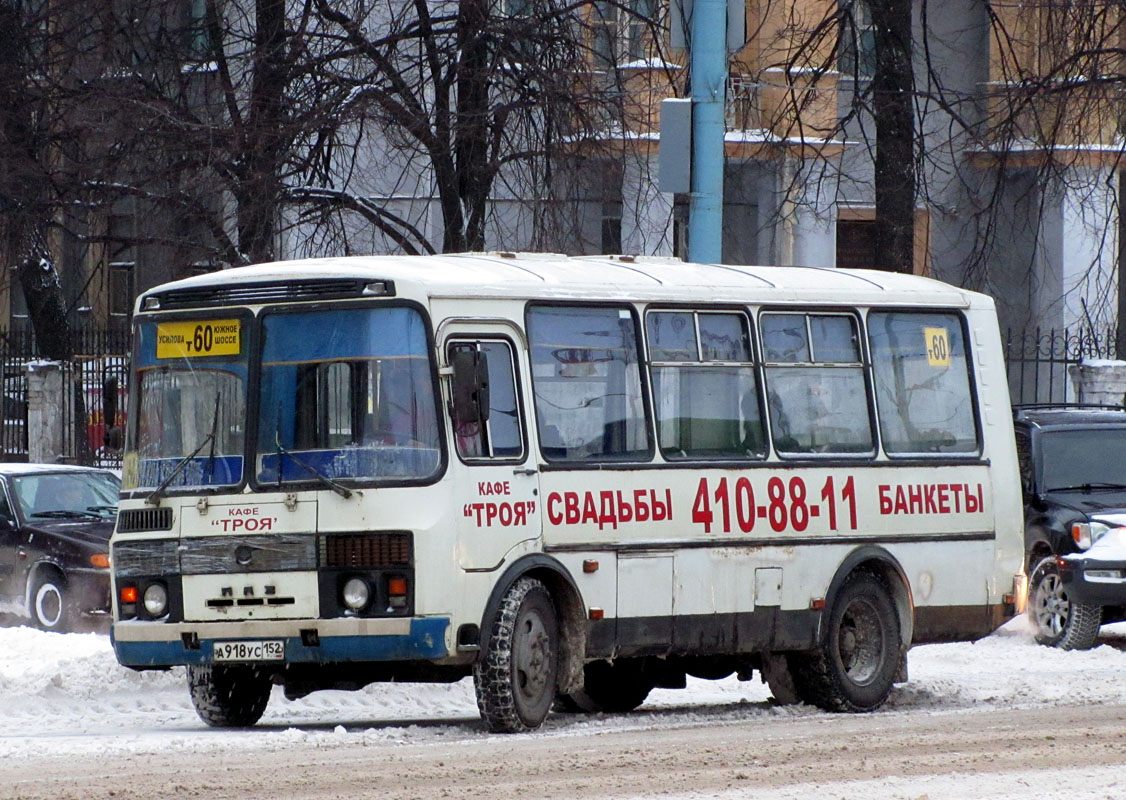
left=256, top=306, right=441, bottom=485
left=126, top=318, right=248, bottom=491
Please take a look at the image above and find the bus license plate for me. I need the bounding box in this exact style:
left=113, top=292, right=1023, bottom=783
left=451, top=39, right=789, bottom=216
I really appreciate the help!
left=213, top=640, right=285, bottom=662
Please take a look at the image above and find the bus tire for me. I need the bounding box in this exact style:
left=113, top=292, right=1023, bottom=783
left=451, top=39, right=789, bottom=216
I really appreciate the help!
left=1028, top=556, right=1102, bottom=650
left=187, top=664, right=272, bottom=727
left=557, top=659, right=654, bottom=714
left=789, top=570, right=900, bottom=712
left=474, top=577, right=559, bottom=732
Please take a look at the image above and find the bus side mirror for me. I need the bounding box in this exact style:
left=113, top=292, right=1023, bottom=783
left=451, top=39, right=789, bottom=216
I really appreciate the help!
left=450, top=346, right=490, bottom=426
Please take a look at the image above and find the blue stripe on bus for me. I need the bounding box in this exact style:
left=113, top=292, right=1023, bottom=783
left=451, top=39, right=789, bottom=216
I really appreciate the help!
left=112, top=617, right=450, bottom=667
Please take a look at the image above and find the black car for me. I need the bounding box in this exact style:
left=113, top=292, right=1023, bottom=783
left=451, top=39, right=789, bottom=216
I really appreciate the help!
left=0, top=464, right=120, bottom=631
left=1015, top=406, right=1126, bottom=649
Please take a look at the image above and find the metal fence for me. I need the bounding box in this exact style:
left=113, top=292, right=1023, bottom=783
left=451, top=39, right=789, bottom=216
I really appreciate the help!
left=0, top=328, right=130, bottom=468
left=1003, top=326, right=1118, bottom=405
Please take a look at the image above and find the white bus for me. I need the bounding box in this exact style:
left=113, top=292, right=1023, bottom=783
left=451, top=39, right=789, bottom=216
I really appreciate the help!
left=110, top=253, right=1026, bottom=732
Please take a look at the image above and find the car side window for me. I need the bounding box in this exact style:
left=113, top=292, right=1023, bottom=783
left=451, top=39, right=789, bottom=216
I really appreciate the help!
left=0, top=486, right=11, bottom=523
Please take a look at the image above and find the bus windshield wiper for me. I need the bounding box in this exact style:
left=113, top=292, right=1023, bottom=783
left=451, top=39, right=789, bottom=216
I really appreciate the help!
left=1047, top=482, right=1126, bottom=492
left=273, top=432, right=353, bottom=499
left=146, top=393, right=221, bottom=505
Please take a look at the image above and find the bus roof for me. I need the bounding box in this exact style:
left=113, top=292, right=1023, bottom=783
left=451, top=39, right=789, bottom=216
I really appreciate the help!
left=139, top=253, right=984, bottom=309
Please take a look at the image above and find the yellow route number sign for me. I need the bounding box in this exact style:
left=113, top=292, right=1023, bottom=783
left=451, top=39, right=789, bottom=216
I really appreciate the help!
left=156, top=320, right=241, bottom=359
left=924, top=326, right=950, bottom=367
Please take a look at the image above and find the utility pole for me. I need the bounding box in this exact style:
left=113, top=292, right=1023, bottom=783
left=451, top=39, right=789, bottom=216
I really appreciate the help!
left=686, top=0, right=728, bottom=264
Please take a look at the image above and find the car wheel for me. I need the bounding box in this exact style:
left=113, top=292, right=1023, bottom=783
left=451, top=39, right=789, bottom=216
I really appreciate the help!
left=31, top=571, right=73, bottom=632
left=1028, top=556, right=1102, bottom=650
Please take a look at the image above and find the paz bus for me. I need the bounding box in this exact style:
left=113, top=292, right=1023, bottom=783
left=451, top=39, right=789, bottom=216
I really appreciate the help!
left=109, top=253, right=1026, bottom=732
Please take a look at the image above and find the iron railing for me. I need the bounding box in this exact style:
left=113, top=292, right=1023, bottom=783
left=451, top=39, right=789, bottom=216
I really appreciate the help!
left=1003, top=326, right=1118, bottom=405
left=0, top=328, right=130, bottom=468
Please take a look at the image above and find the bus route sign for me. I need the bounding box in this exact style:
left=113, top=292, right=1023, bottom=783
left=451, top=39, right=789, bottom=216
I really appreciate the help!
left=156, top=320, right=241, bottom=359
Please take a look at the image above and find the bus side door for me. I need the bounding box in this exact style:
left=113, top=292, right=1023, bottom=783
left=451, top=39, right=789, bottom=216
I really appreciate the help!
left=442, top=326, right=541, bottom=571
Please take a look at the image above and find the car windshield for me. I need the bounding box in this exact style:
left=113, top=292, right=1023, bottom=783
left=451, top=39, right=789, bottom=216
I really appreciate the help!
left=125, top=318, right=248, bottom=491
left=10, top=471, right=121, bottom=520
left=1040, top=427, right=1126, bottom=491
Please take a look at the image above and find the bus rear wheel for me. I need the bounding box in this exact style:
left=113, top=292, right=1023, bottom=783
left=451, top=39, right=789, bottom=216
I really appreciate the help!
left=474, top=577, right=559, bottom=732
left=187, top=664, right=272, bottom=727
left=789, top=571, right=901, bottom=712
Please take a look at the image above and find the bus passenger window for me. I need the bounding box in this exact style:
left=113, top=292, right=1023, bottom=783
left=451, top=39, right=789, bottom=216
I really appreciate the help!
left=448, top=340, right=524, bottom=461
left=868, top=311, right=979, bottom=455
left=527, top=305, right=651, bottom=462
left=761, top=312, right=874, bottom=456
left=647, top=310, right=764, bottom=460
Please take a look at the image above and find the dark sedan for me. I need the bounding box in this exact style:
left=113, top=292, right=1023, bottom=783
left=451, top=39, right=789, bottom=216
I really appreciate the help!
left=0, top=464, right=120, bottom=631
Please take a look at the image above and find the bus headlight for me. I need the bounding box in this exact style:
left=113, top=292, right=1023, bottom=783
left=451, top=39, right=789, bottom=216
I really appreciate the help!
left=143, top=583, right=168, bottom=617
left=342, top=577, right=371, bottom=611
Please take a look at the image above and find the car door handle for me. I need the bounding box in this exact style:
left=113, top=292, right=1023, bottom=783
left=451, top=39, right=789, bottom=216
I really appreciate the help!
left=512, top=467, right=538, bottom=476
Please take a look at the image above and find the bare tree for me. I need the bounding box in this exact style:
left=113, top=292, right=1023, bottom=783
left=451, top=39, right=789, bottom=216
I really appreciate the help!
left=309, top=0, right=666, bottom=254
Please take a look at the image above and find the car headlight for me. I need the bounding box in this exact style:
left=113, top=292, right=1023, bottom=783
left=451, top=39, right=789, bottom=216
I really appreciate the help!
left=1072, top=521, right=1112, bottom=550
left=142, top=583, right=169, bottom=617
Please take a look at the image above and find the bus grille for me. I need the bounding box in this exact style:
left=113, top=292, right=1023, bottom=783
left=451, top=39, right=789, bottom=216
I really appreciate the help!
left=321, top=532, right=412, bottom=568
left=117, top=507, right=174, bottom=533
left=113, top=539, right=180, bottom=577
left=180, top=535, right=317, bottom=574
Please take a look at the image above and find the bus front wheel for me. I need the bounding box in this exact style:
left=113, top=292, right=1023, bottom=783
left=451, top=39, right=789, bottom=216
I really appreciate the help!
left=474, top=577, right=560, bottom=732
left=187, top=664, right=272, bottom=727
left=789, top=570, right=901, bottom=712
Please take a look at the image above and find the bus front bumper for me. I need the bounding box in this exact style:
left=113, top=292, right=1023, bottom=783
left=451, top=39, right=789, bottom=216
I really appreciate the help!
left=111, top=616, right=451, bottom=668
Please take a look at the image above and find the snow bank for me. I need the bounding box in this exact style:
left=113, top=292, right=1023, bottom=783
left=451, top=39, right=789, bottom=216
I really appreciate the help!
left=0, top=616, right=1123, bottom=760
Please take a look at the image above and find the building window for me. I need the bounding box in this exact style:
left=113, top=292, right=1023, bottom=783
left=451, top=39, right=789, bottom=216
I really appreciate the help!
left=627, top=0, right=654, bottom=61
left=836, top=207, right=931, bottom=275
left=107, top=212, right=137, bottom=323
left=182, top=0, right=210, bottom=60
left=836, top=218, right=877, bottom=269
left=109, top=263, right=135, bottom=320
left=839, top=0, right=876, bottom=79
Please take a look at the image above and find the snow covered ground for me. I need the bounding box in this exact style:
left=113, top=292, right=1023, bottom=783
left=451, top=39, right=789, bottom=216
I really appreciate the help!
left=1, top=613, right=1124, bottom=767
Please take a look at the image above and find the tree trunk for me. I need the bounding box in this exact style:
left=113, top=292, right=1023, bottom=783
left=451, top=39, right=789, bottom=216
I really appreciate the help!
left=237, top=0, right=289, bottom=264
left=455, top=0, right=491, bottom=252
left=869, top=0, right=916, bottom=274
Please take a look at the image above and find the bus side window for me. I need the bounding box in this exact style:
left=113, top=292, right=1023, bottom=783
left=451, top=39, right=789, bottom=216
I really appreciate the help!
left=868, top=311, right=979, bottom=455
left=448, top=340, right=525, bottom=461
left=527, top=305, right=651, bottom=462
left=646, top=309, right=765, bottom=460
left=761, top=312, right=874, bottom=456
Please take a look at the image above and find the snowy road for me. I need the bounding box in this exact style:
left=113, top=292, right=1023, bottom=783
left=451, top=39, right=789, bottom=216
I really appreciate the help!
left=1, top=617, right=1125, bottom=799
